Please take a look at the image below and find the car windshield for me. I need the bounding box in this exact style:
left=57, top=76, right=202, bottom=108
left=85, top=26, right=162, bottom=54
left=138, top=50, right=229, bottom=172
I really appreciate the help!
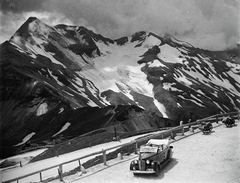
left=140, top=146, right=158, bottom=152
left=140, top=152, right=156, bottom=159
left=139, top=146, right=159, bottom=159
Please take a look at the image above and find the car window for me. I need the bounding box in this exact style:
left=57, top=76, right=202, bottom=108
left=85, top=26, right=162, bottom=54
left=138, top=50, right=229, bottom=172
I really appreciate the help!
left=140, top=152, right=155, bottom=159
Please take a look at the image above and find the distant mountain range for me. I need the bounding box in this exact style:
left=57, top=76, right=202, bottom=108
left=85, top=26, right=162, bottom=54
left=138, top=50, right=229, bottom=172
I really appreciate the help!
left=0, top=17, right=239, bottom=158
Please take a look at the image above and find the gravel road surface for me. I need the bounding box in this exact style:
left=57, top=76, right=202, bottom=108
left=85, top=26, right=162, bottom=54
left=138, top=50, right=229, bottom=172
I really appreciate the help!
left=71, top=122, right=240, bottom=183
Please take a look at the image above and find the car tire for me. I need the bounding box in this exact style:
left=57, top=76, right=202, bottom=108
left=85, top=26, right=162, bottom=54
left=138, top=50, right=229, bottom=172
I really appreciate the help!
left=154, top=164, right=159, bottom=176
left=167, top=150, right=172, bottom=159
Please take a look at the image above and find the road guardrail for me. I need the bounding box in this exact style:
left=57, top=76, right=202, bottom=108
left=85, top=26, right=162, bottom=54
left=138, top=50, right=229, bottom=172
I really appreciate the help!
left=2, top=111, right=239, bottom=183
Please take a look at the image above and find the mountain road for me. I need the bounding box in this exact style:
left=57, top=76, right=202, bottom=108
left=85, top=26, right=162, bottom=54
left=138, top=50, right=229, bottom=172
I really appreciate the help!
left=71, top=121, right=240, bottom=183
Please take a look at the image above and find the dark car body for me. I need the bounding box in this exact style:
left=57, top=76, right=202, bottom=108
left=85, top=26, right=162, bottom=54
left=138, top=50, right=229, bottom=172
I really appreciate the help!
left=198, top=122, right=213, bottom=134
left=130, top=139, right=173, bottom=176
left=222, top=117, right=235, bottom=127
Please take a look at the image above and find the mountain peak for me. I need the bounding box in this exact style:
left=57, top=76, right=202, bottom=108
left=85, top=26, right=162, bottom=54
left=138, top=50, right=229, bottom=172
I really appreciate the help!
left=11, top=17, right=50, bottom=39
left=26, top=16, right=38, bottom=23
left=14, top=17, right=39, bottom=35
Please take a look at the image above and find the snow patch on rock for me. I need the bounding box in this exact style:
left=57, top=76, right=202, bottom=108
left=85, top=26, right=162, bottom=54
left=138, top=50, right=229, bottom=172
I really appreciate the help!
left=28, top=19, right=50, bottom=37
left=58, top=107, right=64, bottom=114
left=36, top=103, right=48, bottom=116
left=53, top=122, right=71, bottom=137
left=14, top=132, right=36, bottom=146
left=153, top=98, right=168, bottom=118
left=158, top=44, right=184, bottom=63
left=148, top=59, right=166, bottom=68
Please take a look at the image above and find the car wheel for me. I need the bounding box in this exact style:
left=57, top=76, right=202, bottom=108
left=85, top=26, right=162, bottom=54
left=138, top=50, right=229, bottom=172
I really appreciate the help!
left=154, top=164, right=159, bottom=176
left=167, top=150, right=172, bottom=159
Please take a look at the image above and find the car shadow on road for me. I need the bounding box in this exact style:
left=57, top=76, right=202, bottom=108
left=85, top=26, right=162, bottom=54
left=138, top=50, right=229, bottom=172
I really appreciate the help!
left=157, top=158, right=179, bottom=179
left=223, top=124, right=238, bottom=128
left=201, top=130, right=215, bottom=135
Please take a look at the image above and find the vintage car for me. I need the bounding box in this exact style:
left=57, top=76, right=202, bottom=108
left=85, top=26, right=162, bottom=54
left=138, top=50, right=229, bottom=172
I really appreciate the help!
left=222, top=116, right=235, bottom=127
left=198, top=122, right=213, bottom=134
left=130, top=138, right=173, bottom=176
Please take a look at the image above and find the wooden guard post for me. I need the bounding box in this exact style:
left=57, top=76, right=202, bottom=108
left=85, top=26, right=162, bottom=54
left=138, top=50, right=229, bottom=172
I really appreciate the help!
left=171, top=131, right=175, bottom=139
left=181, top=126, right=184, bottom=135
left=39, top=172, right=43, bottom=182
left=102, top=150, right=107, bottom=165
left=135, top=142, right=138, bottom=154
left=78, top=160, right=81, bottom=171
left=58, top=164, right=63, bottom=182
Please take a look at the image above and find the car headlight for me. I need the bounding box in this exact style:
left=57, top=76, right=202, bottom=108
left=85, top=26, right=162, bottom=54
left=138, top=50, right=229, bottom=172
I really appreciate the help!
left=134, top=160, right=138, bottom=164
left=146, top=160, right=150, bottom=164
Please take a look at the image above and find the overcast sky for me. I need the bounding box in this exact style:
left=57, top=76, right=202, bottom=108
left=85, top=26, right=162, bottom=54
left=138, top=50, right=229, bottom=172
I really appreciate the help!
left=0, top=0, right=239, bottom=50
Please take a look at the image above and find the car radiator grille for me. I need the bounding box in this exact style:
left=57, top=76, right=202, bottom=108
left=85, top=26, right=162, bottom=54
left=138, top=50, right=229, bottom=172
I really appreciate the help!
left=139, top=160, right=146, bottom=171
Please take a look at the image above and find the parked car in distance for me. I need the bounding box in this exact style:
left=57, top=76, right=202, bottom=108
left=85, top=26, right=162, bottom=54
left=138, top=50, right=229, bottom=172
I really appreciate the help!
left=130, top=138, right=173, bottom=176
left=198, top=122, right=213, bottom=134
left=222, top=116, right=235, bottom=127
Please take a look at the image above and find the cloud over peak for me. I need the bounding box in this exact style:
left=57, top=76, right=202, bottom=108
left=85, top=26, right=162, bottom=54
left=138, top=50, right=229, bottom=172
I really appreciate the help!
left=1, top=0, right=239, bottom=50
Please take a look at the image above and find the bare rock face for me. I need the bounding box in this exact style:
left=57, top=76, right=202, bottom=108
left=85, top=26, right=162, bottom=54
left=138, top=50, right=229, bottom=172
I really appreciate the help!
left=0, top=17, right=239, bottom=158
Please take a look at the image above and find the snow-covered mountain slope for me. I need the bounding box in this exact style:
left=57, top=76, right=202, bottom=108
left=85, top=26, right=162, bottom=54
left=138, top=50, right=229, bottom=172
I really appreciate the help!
left=0, top=17, right=239, bottom=158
